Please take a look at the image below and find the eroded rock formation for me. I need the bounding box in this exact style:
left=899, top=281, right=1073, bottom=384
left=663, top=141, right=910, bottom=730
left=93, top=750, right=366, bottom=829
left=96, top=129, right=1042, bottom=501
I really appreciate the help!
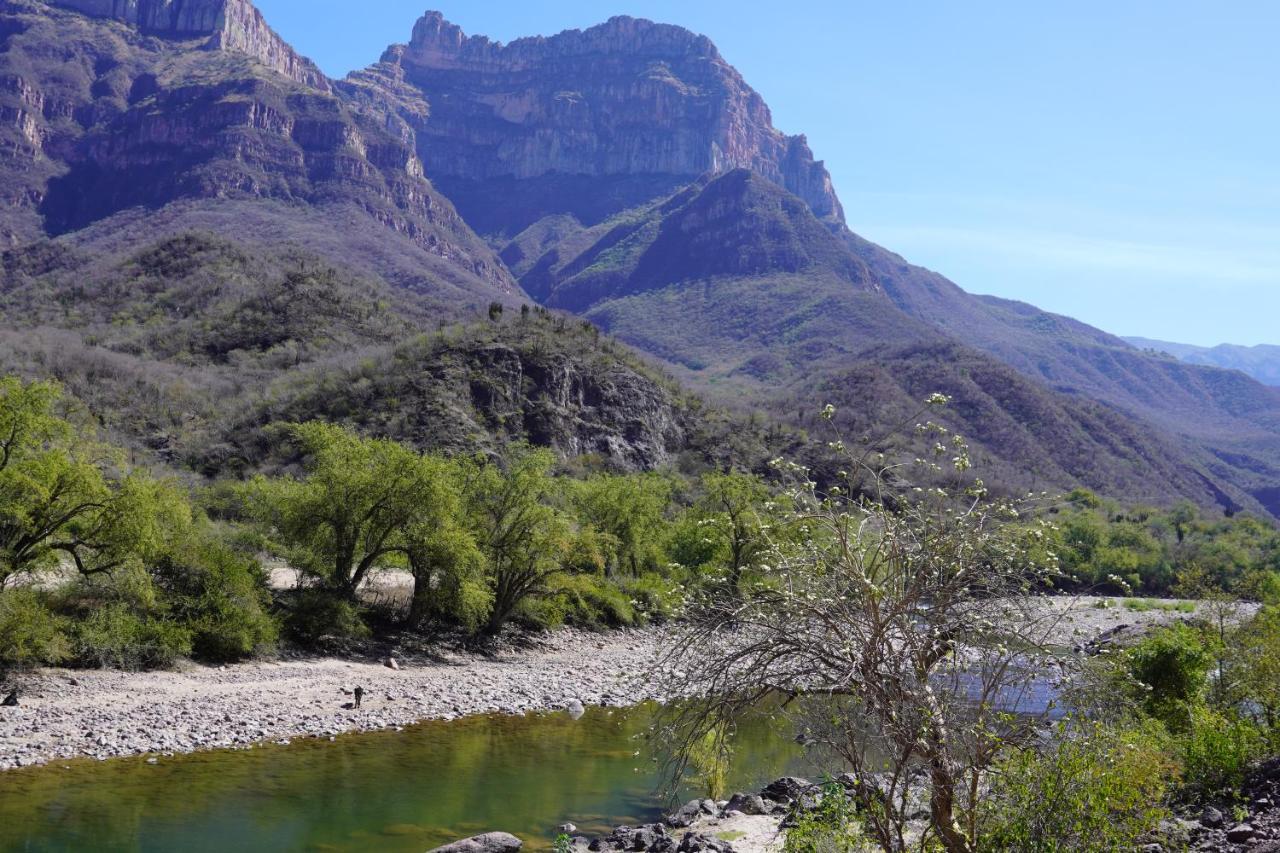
left=356, top=11, right=844, bottom=231
left=46, top=0, right=329, bottom=89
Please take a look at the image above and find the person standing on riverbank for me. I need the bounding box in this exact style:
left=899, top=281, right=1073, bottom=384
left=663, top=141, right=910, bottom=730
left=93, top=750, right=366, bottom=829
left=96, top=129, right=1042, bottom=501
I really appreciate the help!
left=353, top=686, right=364, bottom=709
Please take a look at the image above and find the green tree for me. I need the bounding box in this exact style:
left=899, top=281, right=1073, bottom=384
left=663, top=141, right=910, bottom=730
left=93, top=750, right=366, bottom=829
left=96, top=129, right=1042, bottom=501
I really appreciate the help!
left=247, top=423, right=476, bottom=611
left=1125, top=623, right=1213, bottom=727
left=696, top=471, right=775, bottom=593
left=1232, top=605, right=1280, bottom=739
left=0, top=377, right=185, bottom=587
left=249, top=422, right=415, bottom=598
left=404, top=464, right=488, bottom=631
left=569, top=473, right=673, bottom=577
left=461, top=447, right=569, bottom=635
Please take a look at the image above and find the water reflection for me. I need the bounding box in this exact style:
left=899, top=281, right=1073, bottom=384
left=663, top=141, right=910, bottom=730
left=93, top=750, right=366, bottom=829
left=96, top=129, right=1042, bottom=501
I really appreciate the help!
left=0, top=704, right=811, bottom=853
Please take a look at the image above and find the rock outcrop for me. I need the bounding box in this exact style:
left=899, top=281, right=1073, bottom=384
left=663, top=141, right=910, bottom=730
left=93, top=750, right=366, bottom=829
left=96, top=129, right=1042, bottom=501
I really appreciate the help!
left=356, top=11, right=844, bottom=233
left=45, top=0, right=329, bottom=89
left=428, top=832, right=523, bottom=853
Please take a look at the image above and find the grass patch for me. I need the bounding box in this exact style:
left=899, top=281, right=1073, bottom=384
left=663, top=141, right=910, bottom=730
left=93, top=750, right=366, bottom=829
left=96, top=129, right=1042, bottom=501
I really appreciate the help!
left=1122, top=599, right=1196, bottom=614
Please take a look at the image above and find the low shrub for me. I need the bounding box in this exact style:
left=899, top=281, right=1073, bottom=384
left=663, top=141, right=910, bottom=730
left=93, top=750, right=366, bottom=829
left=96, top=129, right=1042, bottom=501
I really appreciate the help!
left=283, top=589, right=369, bottom=644
left=0, top=589, right=70, bottom=674
left=1176, top=706, right=1262, bottom=801
left=151, top=536, right=278, bottom=662
left=1125, top=623, right=1213, bottom=727
left=71, top=604, right=193, bottom=670
left=979, top=720, right=1174, bottom=853
left=539, top=573, right=636, bottom=629
left=624, top=573, right=684, bottom=622
left=783, top=782, right=865, bottom=853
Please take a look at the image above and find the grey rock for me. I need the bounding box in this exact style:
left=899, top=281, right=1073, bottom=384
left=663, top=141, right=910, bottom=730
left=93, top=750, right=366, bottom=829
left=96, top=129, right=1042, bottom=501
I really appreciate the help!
left=761, top=776, right=811, bottom=801
left=389, top=13, right=845, bottom=224
left=428, top=831, right=523, bottom=853
left=1229, top=824, right=1258, bottom=843
left=677, top=832, right=733, bottom=853
left=722, top=793, right=767, bottom=816
left=1200, top=807, right=1225, bottom=829
left=1246, top=842, right=1280, bottom=853
left=666, top=800, right=705, bottom=829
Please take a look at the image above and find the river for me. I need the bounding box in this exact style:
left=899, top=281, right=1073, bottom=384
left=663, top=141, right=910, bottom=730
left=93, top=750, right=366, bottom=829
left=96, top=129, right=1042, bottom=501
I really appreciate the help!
left=0, top=703, right=810, bottom=853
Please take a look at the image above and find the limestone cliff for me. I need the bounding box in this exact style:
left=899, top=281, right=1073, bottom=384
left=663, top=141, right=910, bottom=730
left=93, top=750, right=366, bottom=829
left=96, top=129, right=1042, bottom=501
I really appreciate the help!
left=356, top=12, right=844, bottom=233
left=45, top=0, right=329, bottom=89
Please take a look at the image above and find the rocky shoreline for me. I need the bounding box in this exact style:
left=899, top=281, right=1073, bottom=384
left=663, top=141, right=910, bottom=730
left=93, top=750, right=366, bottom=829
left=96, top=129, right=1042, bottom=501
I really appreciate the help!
left=0, top=627, right=665, bottom=771
left=430, top=777, right=821, bottom=853
left=429, top=763, right=1280, bottom=853
left=0, top=597, right=1220, bottom=773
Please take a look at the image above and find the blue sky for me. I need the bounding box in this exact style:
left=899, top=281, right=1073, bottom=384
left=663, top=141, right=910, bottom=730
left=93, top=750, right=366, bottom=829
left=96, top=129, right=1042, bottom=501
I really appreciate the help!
left=256, top=0, right=1279, bottom=346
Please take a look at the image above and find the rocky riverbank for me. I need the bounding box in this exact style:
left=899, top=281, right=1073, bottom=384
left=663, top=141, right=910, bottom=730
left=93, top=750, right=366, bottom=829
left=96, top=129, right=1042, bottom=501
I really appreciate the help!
left=0, top=596, right=1233, bottom=773
left=1185, top=756, right=1280, bottom=852
left=431, top=777, right=815, bottom=853
left=0, top=627, right=664, bottom=771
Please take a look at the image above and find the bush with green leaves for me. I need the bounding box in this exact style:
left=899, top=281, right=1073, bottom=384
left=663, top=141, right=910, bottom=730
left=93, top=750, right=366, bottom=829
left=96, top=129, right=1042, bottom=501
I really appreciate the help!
left=1124, top=623, right=1213, bottom=727
left=783, top=783, right=866, bottom=853
left=0, top=589, right=70, bottom=675
left=1176, top=706, right=1263, bottom=801
left=150, top=533, right=278, bottom=662
left=1228, top=604, right=1280, bottom=747
left=69, top=603, right=193, bottom=670
left=283, top=588, right=370, bottom=645
left=978, top=720, right=1174, bottom=853
left=541, top=572, right=636, bottom=629
left=1046, top=493, right=1280, bottom=597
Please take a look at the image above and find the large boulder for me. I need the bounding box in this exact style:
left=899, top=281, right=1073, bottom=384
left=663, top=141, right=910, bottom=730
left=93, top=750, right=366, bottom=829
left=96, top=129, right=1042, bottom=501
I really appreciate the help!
left=666, top=799, right=716, bottom=828
left=676, top=832, right=733, bottom=853
left=761, top=777, right=811, bottom=802
left=722, top=793, right=768, bottom=816
left=1227, top=824, right=1256, bottom=844
left=428, top=832, right=523, bottom=853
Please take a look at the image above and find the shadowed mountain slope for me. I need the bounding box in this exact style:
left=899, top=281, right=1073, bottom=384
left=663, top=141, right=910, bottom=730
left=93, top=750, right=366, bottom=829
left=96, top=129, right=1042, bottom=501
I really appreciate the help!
left=499, top=168, right=1280, bottom=515
left=0, top=231, right=722, bottom=476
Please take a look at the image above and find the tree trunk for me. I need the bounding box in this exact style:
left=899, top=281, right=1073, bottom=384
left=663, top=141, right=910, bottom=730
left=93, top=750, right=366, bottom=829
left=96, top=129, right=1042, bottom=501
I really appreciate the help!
left=928, top=756, right=970, bottom=853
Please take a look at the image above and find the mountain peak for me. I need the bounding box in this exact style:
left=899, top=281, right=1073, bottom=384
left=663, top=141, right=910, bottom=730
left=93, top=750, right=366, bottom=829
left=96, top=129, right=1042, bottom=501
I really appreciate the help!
left=383, top=10, right=842, bottom=226
left=404, top=10, right=722, bottom=68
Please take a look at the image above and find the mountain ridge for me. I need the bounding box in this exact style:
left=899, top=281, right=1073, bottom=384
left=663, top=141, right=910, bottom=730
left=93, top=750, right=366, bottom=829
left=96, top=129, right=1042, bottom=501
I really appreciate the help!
left=1126, top=337, right=1280, bottom=388
left=2, top=0, right=1277, bottom=519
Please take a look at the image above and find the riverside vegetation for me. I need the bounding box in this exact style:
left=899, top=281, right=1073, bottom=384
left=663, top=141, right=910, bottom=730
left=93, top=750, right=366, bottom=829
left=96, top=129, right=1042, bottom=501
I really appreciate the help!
left=653, top=401, right=1280, bottom=852
left=3, top=376, right=1280, bottom=851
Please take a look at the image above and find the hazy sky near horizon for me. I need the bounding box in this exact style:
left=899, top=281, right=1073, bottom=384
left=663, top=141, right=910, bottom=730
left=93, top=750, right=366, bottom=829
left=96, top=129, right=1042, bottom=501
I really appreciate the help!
left=256, top=0, right=1279, bottom=347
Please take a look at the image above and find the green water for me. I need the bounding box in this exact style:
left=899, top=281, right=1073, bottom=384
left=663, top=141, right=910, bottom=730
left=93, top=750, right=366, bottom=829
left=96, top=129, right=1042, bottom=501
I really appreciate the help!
left=0, top=705, right=812, bottom=853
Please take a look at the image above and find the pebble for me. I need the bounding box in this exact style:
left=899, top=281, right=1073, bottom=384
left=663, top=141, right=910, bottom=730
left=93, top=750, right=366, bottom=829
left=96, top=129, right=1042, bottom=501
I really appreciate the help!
left=0, top=628, right=666, bottom=771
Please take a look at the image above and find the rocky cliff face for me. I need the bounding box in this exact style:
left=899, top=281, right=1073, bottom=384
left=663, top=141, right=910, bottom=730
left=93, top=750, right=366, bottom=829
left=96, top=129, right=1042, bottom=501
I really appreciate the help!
left=0, top=0, right=515, bottom=297
left=356, top=11, right=844, bottom=234
left=46, top=0, right=329, bottom=89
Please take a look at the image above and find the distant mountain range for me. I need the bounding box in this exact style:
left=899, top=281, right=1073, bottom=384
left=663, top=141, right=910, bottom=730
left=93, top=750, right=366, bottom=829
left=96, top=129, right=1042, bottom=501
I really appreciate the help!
left=1125, top=338, right=1280, bottom=388
left=2, top=0, right=1278, bottom=518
